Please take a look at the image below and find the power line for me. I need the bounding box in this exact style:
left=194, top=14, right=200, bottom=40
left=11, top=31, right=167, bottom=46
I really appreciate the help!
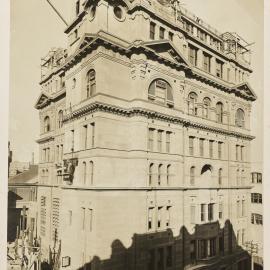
left=45, top=0, right=68, bottom=26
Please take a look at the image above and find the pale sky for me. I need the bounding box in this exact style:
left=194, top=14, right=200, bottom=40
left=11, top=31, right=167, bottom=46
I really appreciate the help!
left=9, top=0, right=263, bottom=165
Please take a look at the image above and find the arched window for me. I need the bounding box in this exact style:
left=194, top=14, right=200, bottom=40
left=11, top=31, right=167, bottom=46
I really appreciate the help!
left=216, top=102, right=224, bottom=123
left=190, top=166, right=195, bottom=185
left=158, top=164, right=163, bottom=186
left=201, top=164, right=213, bottom=175
left=44, top=116, right=51, bottom=132
left=58, top=110, right=63, bottom=128
left=218, top=168, right=223, bottom=185
left=89, top=161, right=94, bottom=185
left=203, top=97, right=211, bottom=119
left=72, top=78, right=76, bottom=89
left=235, top=108, right=245, bottom=127
left=86, top=70, right=96, bottom=98
left=167, top=165, right=171, bottom=186
left=148, top=79, right=173, bottom=107
left=149, top=163, right=154, bottom=186
left=241, top=169, right=245, bottom=186
left=236, top=169, right=240, bottom=186
left=83, top=162, right=86, bottom=184
left=188, top=92, right=198, bottom=115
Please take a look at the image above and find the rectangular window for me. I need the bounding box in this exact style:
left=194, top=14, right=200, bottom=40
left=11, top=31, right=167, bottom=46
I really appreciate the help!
left=201, top=204, right=206, bottom=222
left=240, top=146, right=244, bottom=161
left=157, top=130, right=163, bottom=152
left=71, top=129, right=75, bottom=152
left=227, top=68, right=230, bottom=81
left=159, top=27, right=165, bottom=39
left=208, top=203, right=214, bottom=221
left=166, top=206, right=171, bottom=227
left=203, top=53, right=211, bottom=73
left=188, top=45, right=198, bottom=66
left=218, top=142, right=222, bottom=159
left=219, top=202, right=223, bottom=219
left=88, top=209, right=93, bottom=231
left=148, top=128, right=154, bottom=151
left=236, top=145, right=239, bottom=161
left=216, top=60, right=223, bottom=78
left=168, top=32, right=174, bottom=41
left=81, top=207, right=85, bottom=230
left=83, top=125, right=88, bottom=149
left=198, top=239, right=207, bottom=259
left=191, top=205, right=196, bottom=224
left=237, top=230, right=240, bottom=245
left=56, top=145, right=59, bottom=162
left=91, top=123, right=95, bottom=147
left=199, top=138, right=204, bottom=157
left=166, top=131, right=171, bottom=153
left=189, top=136, right=194, bottom=155
left=209, top=238, right=216, bottom=257
left=148, top=207, right=154, bottom=230
left=60, top=144, right=63, bottom=160
left=257, top=173, right=262, bottom=183
left=209, top=140, right=214, bottom=158
left=150, top=22, right=156, bottom=40
left=251, top=213, right=255, bottom=224
left=237, top=200, right=241, bottom=218
left=157, top=207, right=162, bottom=228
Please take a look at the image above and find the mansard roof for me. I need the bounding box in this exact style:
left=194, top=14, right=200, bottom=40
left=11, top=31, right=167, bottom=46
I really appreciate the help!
left=65, top=31, right=191, bottom=71
left=231, top=82, right=257, bottom=101
left=61, top=31, right=256, bottom=102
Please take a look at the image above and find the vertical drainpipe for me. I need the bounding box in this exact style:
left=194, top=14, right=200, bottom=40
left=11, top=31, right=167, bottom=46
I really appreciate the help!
left=182, top=77, right=187, bottom=269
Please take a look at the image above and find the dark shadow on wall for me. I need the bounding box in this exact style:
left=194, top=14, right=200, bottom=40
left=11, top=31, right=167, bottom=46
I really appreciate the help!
left=69, top=220, right=251, bottom=270
left=7, top=190, right=23, bottom=242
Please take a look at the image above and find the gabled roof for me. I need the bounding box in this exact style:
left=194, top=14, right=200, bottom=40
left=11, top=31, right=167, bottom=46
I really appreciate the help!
left=34, top=92, right=51, bottom=109
left=231, top=82, right=257, bottom=101
left=143, top=40, right=191, bottom=67
left=9, top=165, right=38, bottom=185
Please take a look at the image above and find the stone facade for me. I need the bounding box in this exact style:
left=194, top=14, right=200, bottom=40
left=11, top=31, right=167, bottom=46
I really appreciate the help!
left=35, top=1, right=256, bottom=269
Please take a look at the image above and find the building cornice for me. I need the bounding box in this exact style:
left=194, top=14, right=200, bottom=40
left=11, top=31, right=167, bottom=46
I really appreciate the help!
left=63, top=101, right=255, bottom=140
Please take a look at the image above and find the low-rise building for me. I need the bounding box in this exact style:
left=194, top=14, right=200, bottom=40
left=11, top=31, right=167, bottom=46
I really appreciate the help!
left=8, top=165, right=38, bottom=243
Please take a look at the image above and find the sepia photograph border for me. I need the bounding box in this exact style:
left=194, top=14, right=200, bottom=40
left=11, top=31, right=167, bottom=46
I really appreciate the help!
left=0, top=0, right=269, bottom=269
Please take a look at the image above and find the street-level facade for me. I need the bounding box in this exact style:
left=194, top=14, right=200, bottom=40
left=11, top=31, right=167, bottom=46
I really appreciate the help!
left=35, top=1, right=257, bottom=269
left=249, top=169, right=263, bottom=270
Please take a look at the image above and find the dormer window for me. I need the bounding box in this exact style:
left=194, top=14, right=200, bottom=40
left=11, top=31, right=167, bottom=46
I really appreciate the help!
left=148, top=79, right=173, bottom=107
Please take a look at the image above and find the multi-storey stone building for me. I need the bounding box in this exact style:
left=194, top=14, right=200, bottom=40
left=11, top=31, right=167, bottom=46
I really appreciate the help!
left=34, top=1, right=257, bottom=269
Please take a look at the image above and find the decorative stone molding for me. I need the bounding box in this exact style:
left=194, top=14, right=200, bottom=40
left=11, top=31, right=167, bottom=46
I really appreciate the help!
left=63, top=101, right=255, bottom=140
